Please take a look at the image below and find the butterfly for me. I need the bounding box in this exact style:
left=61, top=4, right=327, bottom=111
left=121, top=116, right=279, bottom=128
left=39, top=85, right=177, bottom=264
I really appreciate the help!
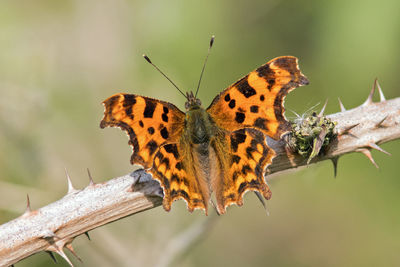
left=100, top=38, right=309, bottom=215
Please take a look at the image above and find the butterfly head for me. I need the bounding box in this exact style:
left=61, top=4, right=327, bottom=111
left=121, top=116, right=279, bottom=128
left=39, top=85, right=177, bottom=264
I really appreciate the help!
left=185, top=91, right=202, bottom=110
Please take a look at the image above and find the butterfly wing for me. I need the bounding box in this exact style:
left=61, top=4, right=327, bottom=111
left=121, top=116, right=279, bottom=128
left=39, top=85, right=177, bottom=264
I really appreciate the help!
left=211, top=128, right=275, bottom=214
left=207, top=56, right=309, bottom=140
left=208, top=56, right=309, bottom=213
left=100, top=93, right=207, bottom=212
left=100, top=94, right=185, bottom=168
left=151, top=143, right=207, bottom=212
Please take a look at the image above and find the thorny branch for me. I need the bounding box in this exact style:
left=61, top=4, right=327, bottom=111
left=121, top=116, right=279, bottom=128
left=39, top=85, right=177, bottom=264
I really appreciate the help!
left=0, top=85, right=399, bottom=266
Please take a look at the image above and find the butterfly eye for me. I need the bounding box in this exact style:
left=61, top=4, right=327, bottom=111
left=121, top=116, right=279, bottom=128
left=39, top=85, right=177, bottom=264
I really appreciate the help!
left=196, top=99, right=202, bottom=106
left=185, top=101, right=190, bottom=110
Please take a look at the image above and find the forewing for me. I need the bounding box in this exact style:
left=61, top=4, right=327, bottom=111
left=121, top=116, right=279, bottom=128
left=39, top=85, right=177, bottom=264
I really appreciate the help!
left=207, top=56, right=309, bottom=140
left=100, top=93, right=185, bottom=168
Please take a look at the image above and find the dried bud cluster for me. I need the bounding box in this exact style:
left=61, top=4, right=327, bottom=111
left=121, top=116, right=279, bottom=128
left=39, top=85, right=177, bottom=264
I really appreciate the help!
left=288, top=112, right=337, bottom=161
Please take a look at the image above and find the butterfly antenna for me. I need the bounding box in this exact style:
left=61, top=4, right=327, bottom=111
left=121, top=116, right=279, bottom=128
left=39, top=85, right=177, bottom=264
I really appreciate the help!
left=194, top=35, right=215, bottom=98
left=143, top=54, right=187, bottom=99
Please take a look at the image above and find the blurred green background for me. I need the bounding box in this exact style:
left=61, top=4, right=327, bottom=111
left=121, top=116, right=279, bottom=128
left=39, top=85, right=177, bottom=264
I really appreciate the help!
left=1, top=0, right=399, bottom=266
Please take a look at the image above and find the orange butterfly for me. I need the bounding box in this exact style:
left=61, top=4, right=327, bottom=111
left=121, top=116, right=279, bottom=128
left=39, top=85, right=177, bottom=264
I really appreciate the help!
left=100, top=37, right=309, bottom=214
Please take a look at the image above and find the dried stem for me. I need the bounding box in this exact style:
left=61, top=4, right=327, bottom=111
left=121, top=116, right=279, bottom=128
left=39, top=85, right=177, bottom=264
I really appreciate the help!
left=0, top=95, right=399, bottom=266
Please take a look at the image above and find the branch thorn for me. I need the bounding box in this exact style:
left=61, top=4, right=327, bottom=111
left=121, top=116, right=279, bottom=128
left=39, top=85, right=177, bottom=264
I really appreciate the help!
left=338, top=97, right=346, bottom=112
left=368, top=142, right=391, bottom=155
left=64, top=168, right=77, bottom=194
left=254, top=191, right=269, bottom=216
left=376, top=79, right=386, bottom=101
left=84, top=231, right=91, bottom=240
left=46, top=251, right=58, bottom=263
left=362, top=78, right=377, bottom=106
left=330, top=157, right=339, bottom=178
left=46, top=238, right=75, bottom=266
left=54, top=248, right=74, bottom=267
left=318, top=99, right=328, bottom=117
left=338, top=123, right=359, bottom=136
left=23, top=194, right=32, bottom=216
left=375, top=115, right=388, bottom=128
left=66, top=243, right=83, bottom=263
left=358, top=148, right=379, bottom=168
left=87, top=168, right=95, bottom=186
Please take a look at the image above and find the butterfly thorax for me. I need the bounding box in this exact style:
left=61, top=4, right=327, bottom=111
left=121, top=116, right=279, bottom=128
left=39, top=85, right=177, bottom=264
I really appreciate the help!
left=184, top=91, right=216, bottom=144
left=185, top=107, right=215, bottom=144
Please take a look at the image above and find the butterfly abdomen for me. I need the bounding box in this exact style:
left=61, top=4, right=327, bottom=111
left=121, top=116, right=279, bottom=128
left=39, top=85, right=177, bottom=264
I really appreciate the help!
left=180, top=107, right=225, bottom=209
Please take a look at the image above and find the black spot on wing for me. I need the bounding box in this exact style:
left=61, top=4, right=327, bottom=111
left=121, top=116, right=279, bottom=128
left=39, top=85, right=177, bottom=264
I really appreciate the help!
left=242, top=165, right=252, bottom=175
left=175, top=162, right=183, bottom=170
left=236, top=79, right=256, bottom=98
left=125, top=106, right=132, bottom=116
left=171, top=174, right=179, bottom=182
left=143, top=98, right=156, bottom=118
left=228, top=99, right=236, bottom=109
left=235, top=112, right=245, bottom=123
left=250, top=105, right=259, bottom=113
left=232, top=171, right=239, bottom=182
left=230, top=129, right=246, bottom=152
left=231, top=155, right=241, bottom=164
left=139, top=120, right=144, bottom=127
left=160, top=127, right=169, bottom=139
left=161, top=156, right=170, bottom=168
left=224, top=94, right=231, bottom=102
left=162, top=113, right=168, bottom=122
left=182, top=178, right=190, bottom=187
left=146, top=140, right=158, bottom=156
left=246, top=146, right=255, bottom=160
left=250, top=136, right=262, bottom=148
left=147, top=127, right=155, bottom=134
left=164, top=144, right=179, bottom=159
left=123, top=94, right=136, bottom=107
left=256, top=63, right=274, bottom=79
left=125, top=106, right=134, bottom=119
left=253, top=117, right=268, bottom=131
left=267, top=78, right=275, bottom=90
